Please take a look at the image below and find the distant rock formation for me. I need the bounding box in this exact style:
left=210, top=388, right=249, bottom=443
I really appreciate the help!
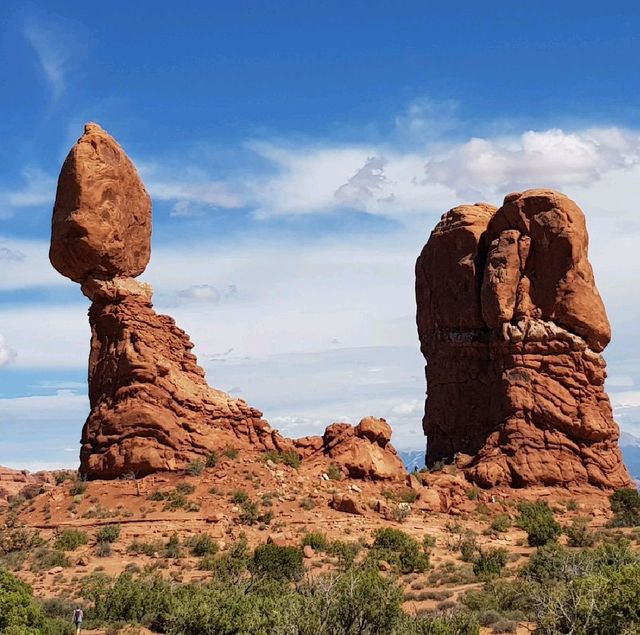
left=416, top=189, right=631, bottom=489
left=297, top=417, right=407, bottom=480
left=50, top=124, right=406, bottom=481
left=51, top=124, right=295, bottom=478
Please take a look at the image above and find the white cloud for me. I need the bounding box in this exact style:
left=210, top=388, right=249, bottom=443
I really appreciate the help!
left=137, top=162, right=245, bottom=215
left=0, top=235, right=69, bottom=291
left=0, top=334, right=16, bottom=367
left=0, top=167, right=56, bottom=218
left=24, top=23, right=72, bottom=103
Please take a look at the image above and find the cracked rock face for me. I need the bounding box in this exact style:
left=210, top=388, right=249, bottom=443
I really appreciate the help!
left=51, top=124, right=294, bottom=479
left=416, top=189, right=631, bottom=489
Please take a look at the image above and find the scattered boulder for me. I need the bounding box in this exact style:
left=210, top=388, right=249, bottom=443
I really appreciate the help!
left=330, top=494, right=366, bottom=515
left=416, top=189, right=631, bottom=489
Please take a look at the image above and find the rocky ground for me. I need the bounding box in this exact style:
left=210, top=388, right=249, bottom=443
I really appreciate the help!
left=1, top=451, right=626, bottom=635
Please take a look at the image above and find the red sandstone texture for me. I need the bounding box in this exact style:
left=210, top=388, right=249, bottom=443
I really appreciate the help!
left=50, top=124, right=406, bottom=481
left=416, top=189, right=631, bottom=489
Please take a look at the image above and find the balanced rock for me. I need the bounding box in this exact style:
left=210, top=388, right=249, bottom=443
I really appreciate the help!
left=416, top=189, right=630, bottom=489
left=51, top=124, right=295, bottom=479
left=50, top=123, right=151, bottom=283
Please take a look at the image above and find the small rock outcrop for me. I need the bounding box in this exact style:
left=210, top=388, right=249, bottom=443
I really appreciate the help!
left=416, top=189, right=631, bottom=489
left=297, top=417, right=407, bottom=480
left=51, top=124, right=295, bottom=479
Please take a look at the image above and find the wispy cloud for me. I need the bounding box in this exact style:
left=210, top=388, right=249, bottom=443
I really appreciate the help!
left=0, top=167, right=56, bottom=218
left=0, top=334, right=16, bottom=367
left=24, top=22, right=73, bottom=104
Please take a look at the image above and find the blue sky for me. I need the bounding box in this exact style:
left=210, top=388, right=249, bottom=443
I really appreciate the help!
left=2, top=1, right=640, bottom=469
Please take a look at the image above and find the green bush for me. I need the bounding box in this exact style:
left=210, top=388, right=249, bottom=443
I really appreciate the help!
left=69, top=477, right=87, bottom=496
left=565, top=517, right=596, bottom=547
left=239, top=499, right=259, bottom=525
left=301, top=532, right=329, bottom=552
left=186, top=460, right=204, bottom=476
left=128, top=539, right=163, bottom=556
left=0, top=569, right=73, bottom=634
left=609, top=487, right=640, bottom=527
left=223, top=446, right=239, bottom=459
left=327, top=462, right=343, bottom=481
left=231, top=489, right=249, bottom=504
left=327, top=540, right=361, bottom=567
left=30, top=548, right=69, bottom=572
left=185, top=534, right=218, bottom=557
left=263, top=450, right=302, bottom=469
left=490, top=514, right=511, bottom=533
left=54, top=528, right=88, bottom=551
left=517, top=501, right=561, bottom=546
left=206, top=451, right=219, bottom=468
left=371, top=528, right=429, bottom=573
left=165, top=534, right=182, bottom=559
left=251, top=544, right=304, bottom=581
left=473, top=548, right=508, bottom=579
left=96, top=524, right=121, bottom=544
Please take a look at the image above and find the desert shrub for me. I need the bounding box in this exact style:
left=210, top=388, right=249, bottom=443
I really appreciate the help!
left=175, top=482, right=196, bottom=495
left=517, top=501, right=560, bottom=546
left=299, top=497, right=316, bottom=511
left=96, top=541, right=112, bottom=557
left=206, top=451, right=219, bottom=468
left=223, top=446, right=239, bottom=459
left=96, top=524, right=121, bottom=544
left=301, top=531, right=329, bottom=552
left=0, top=526, right=44, bottom=556
left=186, top=460, right=204, bottom=476
left=238, top=499, right=259, bottom=525
left=69, top=477, right=87, bottom=496
left=165, top=534, right=182, bottom=559
left=327, top=462, right=343, bottom=481
left=54, top=528, right=88, bottom=551
left=371, top=527, right=429, bottom=573
left=490, top=514, right=511, bottom=533
left=0, top=569, right=73, bottom=634
left=473, top=548, right=508, bottom=579
left=422, top=534, right=436, bottom=549
left=609, top=487, right=640, bottom=527
left=460, top=532, right=478, bottom=563
left=522, top=539, right=638, bottom=584
left=263, top=450, right=302, bottom=469
left=209, top=536, right=251, bottom=582
left=565, top=517, right=596, bottom=547
left=30, top=548, right=69, bottom=572
left=462, top=579, right=535, bottom=617
left=231, top=489, right=249, bottom=504
left=467, top=487, right=479, bottom=501
left=185, top=534, right=218, bottom=557
left=251, top=543, right=304, bottom=581
left=128, top=539, right=163, bottom=556
left=327, top=539, right=361, bottom=567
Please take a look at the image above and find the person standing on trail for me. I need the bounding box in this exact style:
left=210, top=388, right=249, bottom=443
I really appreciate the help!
left=72, top=607, right=84, bottom=634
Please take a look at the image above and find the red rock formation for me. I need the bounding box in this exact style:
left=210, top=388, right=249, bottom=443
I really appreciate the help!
left=51, top=124, right=294, bottom=479
left=416, top=189, right=631, bottom=489
left=297, top=417, right=406, bottom=481
left=50, top=124, right=401, bottom=481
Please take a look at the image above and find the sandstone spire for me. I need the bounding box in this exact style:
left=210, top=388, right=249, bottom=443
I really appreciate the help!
left=416, top=189, right=631, bottom=489
left=50, top=124, right=293, bottom=478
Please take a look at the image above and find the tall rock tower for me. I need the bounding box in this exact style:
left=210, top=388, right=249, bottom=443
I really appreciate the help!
left=416, top=189, right=631, bottom=489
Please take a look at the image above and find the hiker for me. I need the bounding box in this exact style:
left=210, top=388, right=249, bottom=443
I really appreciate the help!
left=72, top=607, right=84, bottom=634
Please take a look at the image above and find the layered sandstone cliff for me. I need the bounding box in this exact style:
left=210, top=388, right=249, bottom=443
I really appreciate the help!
left=416, top=190, right=631, bottom=489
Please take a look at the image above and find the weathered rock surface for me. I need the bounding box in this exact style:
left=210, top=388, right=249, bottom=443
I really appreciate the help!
left=0, top=467, right=53, bottom=503
left=297, top=417, right=407, bottom=481
left=416, top=189, right=631, bottom=489
left=81, top=281, right=295, bottom=478
left=51, top=124, right=295, bottom=479
left=50, top=123, right=152, bottom=283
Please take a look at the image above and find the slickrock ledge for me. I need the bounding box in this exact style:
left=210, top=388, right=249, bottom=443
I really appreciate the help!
left=416, top=189, right=631, bottom=489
